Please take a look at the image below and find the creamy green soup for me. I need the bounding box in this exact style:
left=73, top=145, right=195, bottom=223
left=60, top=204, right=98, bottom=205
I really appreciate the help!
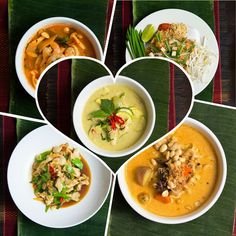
left=82, top=84, right=147, bottom=151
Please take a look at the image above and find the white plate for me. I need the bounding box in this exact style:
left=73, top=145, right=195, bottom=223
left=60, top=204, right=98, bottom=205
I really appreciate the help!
left=7, top=125, right=112, bottom=228
left=125, top=9, right=219, bottom=95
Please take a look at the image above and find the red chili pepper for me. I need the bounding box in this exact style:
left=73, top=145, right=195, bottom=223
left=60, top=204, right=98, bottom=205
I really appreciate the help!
left=60, top=197, right=64, bottom=203
left=49, top=165, right=57, bottom=178
left=108, top=114, right=125, bottom=130
left=109, top=116, right=117, bottom=130
left=114, top=115, right=125, bottom=125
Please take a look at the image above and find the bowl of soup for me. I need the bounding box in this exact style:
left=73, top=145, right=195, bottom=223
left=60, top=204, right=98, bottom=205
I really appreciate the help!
left=73, top=75, right=156, bottom=158
left=15, top=17, right=103, bottom=97
left=118, top=118, right=226, bottom=224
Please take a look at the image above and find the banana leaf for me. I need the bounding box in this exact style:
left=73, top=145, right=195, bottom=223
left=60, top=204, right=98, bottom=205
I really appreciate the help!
left=8, top=0, right=109, bottom=118
left=71, top=59, right=170, bottom=172
left=16, top=119, right=111, bottom=236
left=132, top=0, right=215, bottom=101
left=107, top=101, right=236, bottom=236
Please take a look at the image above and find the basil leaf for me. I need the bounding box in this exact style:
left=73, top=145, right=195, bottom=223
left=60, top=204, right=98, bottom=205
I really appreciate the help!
left=90, top=109, right=108, bottom=118
left=66, top=164, right=74, bottom=174
left=100, top=99, right=115, bottom=114
left=55, top=36, right=69, bottom=46
left=35, top=150, right=51, bottom=162
left=71, top=158, right=84, bottom=169
left=40, top=171, right=51, bottom=183
left=53, top=192, right=70, bottom=199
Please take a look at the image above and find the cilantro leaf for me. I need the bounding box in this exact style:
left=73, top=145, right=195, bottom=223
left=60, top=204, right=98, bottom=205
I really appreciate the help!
left=100, top=99, right=115, bottom=115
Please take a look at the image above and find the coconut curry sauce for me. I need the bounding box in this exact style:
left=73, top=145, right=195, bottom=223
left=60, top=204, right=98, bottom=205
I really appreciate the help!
left=125, top=124, right=218, bottom=217
left=24, top=24, right=96, bottom=88
left=83, top=84, right=147, bottom=151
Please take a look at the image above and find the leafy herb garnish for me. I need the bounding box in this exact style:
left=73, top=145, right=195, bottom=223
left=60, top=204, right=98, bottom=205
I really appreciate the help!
left=89, top=97, right=130, bottom=142
left=55, top=36, right=69, bottom=46
left=71, top=158, right=83, bottom=170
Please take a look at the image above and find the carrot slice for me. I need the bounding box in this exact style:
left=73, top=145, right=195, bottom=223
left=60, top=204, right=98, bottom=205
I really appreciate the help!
left=154, top=194, right=171, bottom=204
left=183, top=165, right=192, bottom=177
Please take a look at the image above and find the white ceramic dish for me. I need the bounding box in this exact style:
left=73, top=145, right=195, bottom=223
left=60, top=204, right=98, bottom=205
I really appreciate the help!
left=125, top=9, right=219, bottom=96
left=7, top=125, right=112, bottom=228
left=73, top=75, right=156, bottom=158
left=15, top=17, right=103, bottom=97
left=118, top=117, right=227, bottom=224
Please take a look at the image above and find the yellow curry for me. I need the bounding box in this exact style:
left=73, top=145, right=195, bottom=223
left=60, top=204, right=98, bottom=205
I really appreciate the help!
left=125, top=124, right=218, bottom=217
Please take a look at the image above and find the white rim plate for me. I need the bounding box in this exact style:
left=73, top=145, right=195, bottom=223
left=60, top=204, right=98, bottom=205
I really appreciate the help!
left=125, top=9, right=219, bottom=96
left=7, top=125, right=112, bottom=228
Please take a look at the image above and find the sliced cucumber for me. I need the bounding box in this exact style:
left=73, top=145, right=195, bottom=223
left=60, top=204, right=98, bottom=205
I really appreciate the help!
left=130, top=107, right=143, bottom=118
left=116, top=111, right=133, bottom=121
left=117, top=107, right=134, bottom=116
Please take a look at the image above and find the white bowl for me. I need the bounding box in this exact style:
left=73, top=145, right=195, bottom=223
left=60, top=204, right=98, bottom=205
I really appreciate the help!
left=73, top=75, right=156, bottom=158
left=118, top=117, right=227, bottom=224
left=7, top=125, right=112, bottom=228
left=15, top=17, right=103, bottom=97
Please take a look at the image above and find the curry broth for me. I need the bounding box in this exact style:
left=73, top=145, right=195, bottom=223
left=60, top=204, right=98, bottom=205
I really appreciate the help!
left=24, top=24, right=96, bottom=88
left=125, top=124, right=218, bottom=217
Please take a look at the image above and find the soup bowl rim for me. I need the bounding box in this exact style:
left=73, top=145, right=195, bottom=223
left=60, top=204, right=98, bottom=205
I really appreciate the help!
left=15, top=16, right=103, bottom=98
left=72, top=75, right=156, bottom=158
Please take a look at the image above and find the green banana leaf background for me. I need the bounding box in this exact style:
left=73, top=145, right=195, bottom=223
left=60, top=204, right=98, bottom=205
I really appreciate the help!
left=16, top=119, right=111, bottom=236
left=132, top=0, right=215, bottom=101
left=38, top=58, right=172, bottom=172
left=107, top=101, right=236, bottom=236
left=9, top=0, right=109, bottom=119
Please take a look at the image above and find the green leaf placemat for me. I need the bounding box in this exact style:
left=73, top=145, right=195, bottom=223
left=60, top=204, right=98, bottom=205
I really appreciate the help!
left=71, top=59, right=170, bottom=172
left=16, top=119, right=111, bottom=236
left=9, top=0, right=109, bottom=118
left=132, top=0, right=215, bottom=102
left=107, top=101, right=236, bottom=236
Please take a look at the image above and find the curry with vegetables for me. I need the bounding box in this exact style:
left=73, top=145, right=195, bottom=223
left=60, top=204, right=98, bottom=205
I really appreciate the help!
left=83, top=84, right=147, bottom=151
left=125, top=124, right=218, bottom=216
left=24, top=24, right=96, bottom=88
left=31, top=143, right=90, bottom=211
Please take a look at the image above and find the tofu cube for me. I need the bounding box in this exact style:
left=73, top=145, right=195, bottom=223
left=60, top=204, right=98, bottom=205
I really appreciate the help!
left=161, top=47, right=166, bottom=52
left=171, top=51, right=177, bottom=57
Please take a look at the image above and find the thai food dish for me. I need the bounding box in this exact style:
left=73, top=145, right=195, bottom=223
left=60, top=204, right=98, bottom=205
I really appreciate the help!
left=31, top=143, right=90, bottom=212
left=24, top=24, right=96, bottom=88
left=125, top=124, right=218, bottom=216
left=126, top=23, right=214, bottom=82
left=83, top=84, right=147, bottom=151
